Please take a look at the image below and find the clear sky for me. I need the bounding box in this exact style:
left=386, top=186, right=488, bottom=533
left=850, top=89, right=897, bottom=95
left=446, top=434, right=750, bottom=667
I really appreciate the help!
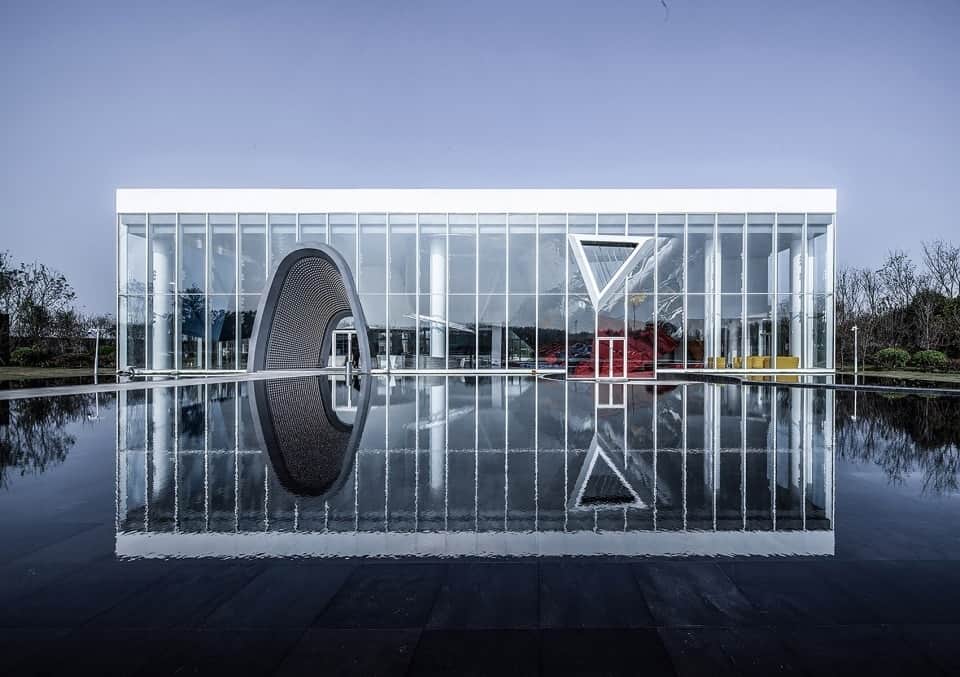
left=2, top=0, right=958, bottom=314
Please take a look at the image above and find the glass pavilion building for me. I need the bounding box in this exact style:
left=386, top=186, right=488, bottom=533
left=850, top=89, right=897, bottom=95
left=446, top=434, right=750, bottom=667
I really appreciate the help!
left=116, top=189, right=836, bottom=377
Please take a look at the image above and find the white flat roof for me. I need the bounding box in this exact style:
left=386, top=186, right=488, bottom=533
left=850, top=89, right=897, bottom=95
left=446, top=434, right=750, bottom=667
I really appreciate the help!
left=116, top=188, right=837, bottom=214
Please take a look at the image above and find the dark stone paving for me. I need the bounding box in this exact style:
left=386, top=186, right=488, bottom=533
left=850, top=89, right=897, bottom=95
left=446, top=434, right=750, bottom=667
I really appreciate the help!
left=3, top=556, right=960, bottom=675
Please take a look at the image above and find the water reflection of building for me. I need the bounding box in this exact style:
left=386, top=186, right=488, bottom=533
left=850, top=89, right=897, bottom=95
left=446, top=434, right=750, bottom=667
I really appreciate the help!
left=116, top=376, right=834, bottom=557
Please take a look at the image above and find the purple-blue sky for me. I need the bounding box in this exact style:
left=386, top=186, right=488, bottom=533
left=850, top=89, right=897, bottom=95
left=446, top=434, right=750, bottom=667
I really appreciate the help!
left=2, top=0, right=958, bottom=314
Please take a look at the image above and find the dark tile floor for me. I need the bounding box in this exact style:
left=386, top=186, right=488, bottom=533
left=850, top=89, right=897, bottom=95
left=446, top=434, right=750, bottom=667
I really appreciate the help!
left=3, top=554, right=960, bottom=675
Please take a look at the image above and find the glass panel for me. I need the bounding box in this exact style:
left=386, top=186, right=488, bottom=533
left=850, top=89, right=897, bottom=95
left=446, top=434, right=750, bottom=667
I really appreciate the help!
left=508, top=293, right=536, bottom=368
left=746, top=294, right=774, bottom=367
left=657, top=294, right=683, bottom=369
left=361, top=293, right=387, bottom=368
left=508, top=214, right=535, bottom=293
left=776, top=293, right=802, bottom=366
left=329, top=213, right=357, bottom=276
left=537, top=295, right=565, bottom=370
left=627, top=215, right=656, bottom=293
left=686, top=294, right=706, bottom=368
left=807, top=294, right=829, bottom=368
left=269, top=213, right=297, bottom=271
left=238, top=294, right=259, bottom=369
left=388, top=214, right=416, bottom=294
left=148, top=214, right=176, bottom=295
left=239, top=214, right=266, bottom=294
left=478, top=294, right=506, bottom=368
left=208, top=295, right=236, bottom=370
left=657, top=214, right=684, bottom=293
left=719, top=214, right=744, bottom=293
left=448, top=294, right=476, bottom=368
left=388, top=294, right=416, bottom=369
left=119, top=214, right=147, bottom=295
left=567, top=295, right=594, bottom=377
left=179, top=294, right=205, bottom=369
left=209, top=214, right=236, bottom=295
left=686, top=214, right=715, bottom=294
left=299, top=213, right=326, bottom=245
left=120, top=295, right=146, bottom=369
left=148, top=293, right=175, bottom=370
left=807, top=214, right=833, bottom=295
left=448, top=232, right=476, bottom=295
left=626, top=290, right=655, bottom=376
left=568, top=215, right=594, bottom=296
left=628, top=213, right=655, bottom=236
left=179, top=214, right=206, bottom=294
left=478, top=214, right=506, bottom=293
left=598, top=213, right=625, bottom=235
left=359, top=214, right=387, bottom=294
left=449, top=214, right=476, bottom=294
left=777, top=214, right=804, bottom=296
left=718, top=295, right=743, bottom=369
left=746, top=214, right=774, bottom=295
left=538, top=215, right=565, bottom=295
left=418, top=293, right=445, bottom=368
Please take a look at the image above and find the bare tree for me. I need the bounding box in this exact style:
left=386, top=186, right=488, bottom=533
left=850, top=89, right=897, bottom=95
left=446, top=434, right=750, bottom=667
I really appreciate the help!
left=922, top=240, right=960, bottom=298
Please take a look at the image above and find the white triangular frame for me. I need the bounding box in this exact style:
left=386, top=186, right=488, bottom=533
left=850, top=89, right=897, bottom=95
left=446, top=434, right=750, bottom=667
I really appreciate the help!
left=568, top=234, right=653, bottom=308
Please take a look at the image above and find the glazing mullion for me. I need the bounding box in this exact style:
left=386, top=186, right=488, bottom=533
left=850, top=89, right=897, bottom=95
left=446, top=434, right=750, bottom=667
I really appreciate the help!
left=802, top=213, right=809, bottom=369
left=416, top=213, right=420, bottom=369
left=682, top=213, right=688, bottom=370
left=234, top=213, right=240, bottom=371
left=772, top=213, right=778, bottom=370
left=741, top=213, right=748, bottom=370
left=174, top=214, right=181, bottom=371
left=654, top=213, right=659, bottom=376
left=505, top=213, right=510, bottom=370
left=445, top=213, right=450, bottom=366
left=564, top=213, right=569, bottom=376
left=204, top=213, right=210, bottom=370
left=386, top=212, right=391, bottom=372
left=535, top=213, right=539, bottom=368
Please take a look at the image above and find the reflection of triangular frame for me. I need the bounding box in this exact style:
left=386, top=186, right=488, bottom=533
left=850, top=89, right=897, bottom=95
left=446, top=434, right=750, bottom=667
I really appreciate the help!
left=568, top=434, right=646, bottom=511
left=568, top=234, right=652, bottom=307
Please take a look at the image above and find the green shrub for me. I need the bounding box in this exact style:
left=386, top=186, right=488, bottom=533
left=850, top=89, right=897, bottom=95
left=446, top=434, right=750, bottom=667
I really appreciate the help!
left=874, top=347, right=910, bottom=370
left=910, top=349, right=948, bottom=371
left=10, top=345, right=49, bottom=367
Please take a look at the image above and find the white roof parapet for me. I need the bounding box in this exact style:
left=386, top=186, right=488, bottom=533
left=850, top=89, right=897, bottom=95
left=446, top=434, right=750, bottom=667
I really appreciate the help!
left=116, top=188, right=837, bottom=214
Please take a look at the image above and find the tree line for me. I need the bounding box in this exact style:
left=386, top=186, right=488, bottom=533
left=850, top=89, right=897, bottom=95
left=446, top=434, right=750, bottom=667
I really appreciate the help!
left=0, top=251, right=114, bottom=368
left=837, top=240, right=960, bottom=370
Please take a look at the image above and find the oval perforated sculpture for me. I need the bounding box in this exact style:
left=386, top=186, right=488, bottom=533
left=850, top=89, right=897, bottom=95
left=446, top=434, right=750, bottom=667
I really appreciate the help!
left=248, top=375, right=371, bottom=497
left=247, top=246, right=371, bottom=372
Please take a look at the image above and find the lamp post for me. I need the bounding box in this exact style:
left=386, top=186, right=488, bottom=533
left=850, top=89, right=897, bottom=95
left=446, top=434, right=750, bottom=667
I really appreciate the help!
left=851, top=325, right=859, bottom=383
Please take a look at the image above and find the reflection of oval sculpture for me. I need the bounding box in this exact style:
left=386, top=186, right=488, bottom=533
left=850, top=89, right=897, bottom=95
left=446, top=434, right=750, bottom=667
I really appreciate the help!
left=247, top=246, right=371, bottom=372
left=249, top=375, right=371, bottom=497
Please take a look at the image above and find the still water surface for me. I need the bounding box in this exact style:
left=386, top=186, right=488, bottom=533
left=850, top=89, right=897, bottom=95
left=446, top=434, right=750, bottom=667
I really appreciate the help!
left=3, top=376, right=958, bottom=560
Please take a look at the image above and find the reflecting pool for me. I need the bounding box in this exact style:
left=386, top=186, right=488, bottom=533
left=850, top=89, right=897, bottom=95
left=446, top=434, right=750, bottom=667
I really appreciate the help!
left=114, top=376, right=834, bottom=558
left=4, top=378, right=960, bottom=674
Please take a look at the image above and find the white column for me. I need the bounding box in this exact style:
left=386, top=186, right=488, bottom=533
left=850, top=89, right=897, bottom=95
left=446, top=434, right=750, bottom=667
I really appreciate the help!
left=151, top=245, right=173, bottom=370
left=790, top=238, right=803, bottom=360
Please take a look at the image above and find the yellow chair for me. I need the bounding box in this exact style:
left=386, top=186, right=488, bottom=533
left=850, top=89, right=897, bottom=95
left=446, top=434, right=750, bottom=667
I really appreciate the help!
left=732, top=356, right=743, bottom=369
left=715, top=356, right=726, bottom=369
left=706, top=357, right=714, bottom=368
left=775, top=356, right=800, bottom=370
left=762, top=356, right=771, bottom=369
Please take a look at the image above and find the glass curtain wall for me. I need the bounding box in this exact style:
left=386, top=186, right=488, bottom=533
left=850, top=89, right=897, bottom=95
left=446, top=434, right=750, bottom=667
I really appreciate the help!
left=118, top=210, right=835, bottom=373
